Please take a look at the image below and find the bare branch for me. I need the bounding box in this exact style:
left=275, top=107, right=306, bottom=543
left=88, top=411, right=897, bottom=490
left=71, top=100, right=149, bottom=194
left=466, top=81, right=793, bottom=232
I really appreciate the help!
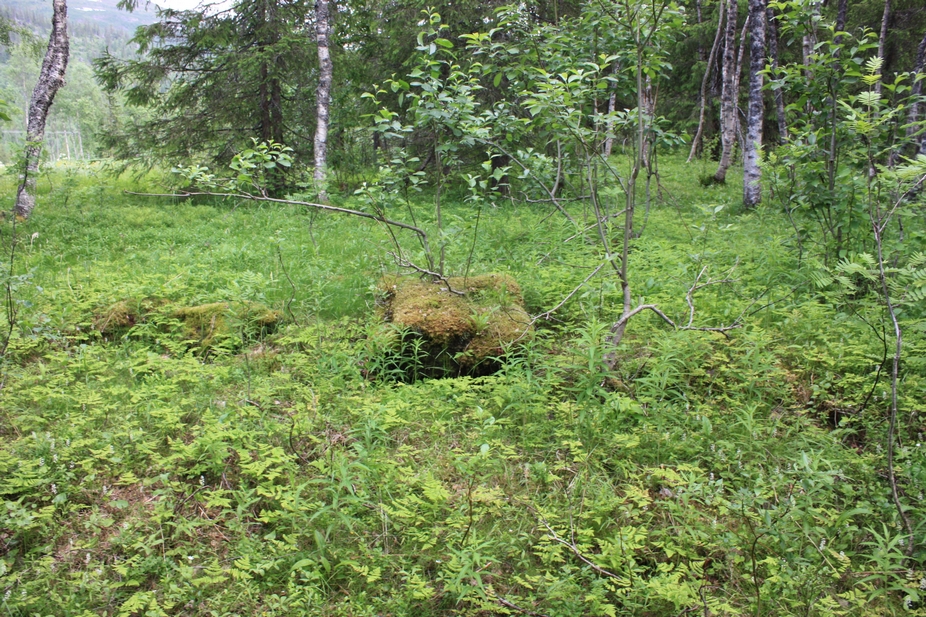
left=492, top=593, right=552, bottom=617
left=387, top=251, right=464, bottom=296
left=878, top=172, right=926, bottom=235
left=480, top=140, right=578, bottom=227
left=124, top=189, right=432, bottom=257
left=535, top=263, right=606, bottom=324
left=536, top=515, right=621, bottom=580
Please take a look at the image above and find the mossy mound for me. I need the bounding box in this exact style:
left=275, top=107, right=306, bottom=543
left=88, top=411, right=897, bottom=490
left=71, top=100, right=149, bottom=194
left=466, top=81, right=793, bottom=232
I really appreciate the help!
left=379, top=273, right=532, bottom=377
left=93, top=297, right=167, bottom=335
left=173, top=302, right=283, bottom=348
left=93, top=299, right=282, bottom=350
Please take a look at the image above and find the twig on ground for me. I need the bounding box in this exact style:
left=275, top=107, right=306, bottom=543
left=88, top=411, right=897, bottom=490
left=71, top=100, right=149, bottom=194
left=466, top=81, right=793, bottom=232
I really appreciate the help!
left=492, top=593, right=552, bottom=617
left=535, top=513, right=620, bottom=579
left=387, top=251, right=464, bottom=295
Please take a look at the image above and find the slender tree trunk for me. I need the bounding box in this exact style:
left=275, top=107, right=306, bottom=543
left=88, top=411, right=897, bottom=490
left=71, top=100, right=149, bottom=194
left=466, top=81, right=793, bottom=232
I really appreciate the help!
left=688, top=1, right=725, bottom=162
left=801, top=0, right=820, bottom=81
left=835, top=0, right=848, bottom=40
left=875, top=0, right=890, bottom=96
left=714, top=0, right=739, bottom=182
left=604, top=61, right=619, bottom=157
left=892, top=29, right=926, bottom=164
left=14, top=0, right=69, bottom=219
left=314, top=0, right=333, bottom=200
left=767, top=5, right=787, bottom=143
left=743, top=0, right=766, bottom=207
left=732, top=14, right=749, bottom=147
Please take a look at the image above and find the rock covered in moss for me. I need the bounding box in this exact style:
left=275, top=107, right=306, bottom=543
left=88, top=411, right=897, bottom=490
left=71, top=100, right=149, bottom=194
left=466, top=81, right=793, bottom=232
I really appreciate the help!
left=379, top=273, right=532, bottom=376
left=93, top=298, right=282, bottom=349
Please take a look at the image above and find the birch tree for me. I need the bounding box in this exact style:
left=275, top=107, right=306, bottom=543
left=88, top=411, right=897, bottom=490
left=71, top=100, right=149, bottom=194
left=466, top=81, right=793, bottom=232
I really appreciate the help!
left=14, top=0, right=69, bottom=220
left=712, top=0, right=738, bottom=183
left=314, top=0, right=333, bottom=200
left=743, top=0, right=766, bottom=206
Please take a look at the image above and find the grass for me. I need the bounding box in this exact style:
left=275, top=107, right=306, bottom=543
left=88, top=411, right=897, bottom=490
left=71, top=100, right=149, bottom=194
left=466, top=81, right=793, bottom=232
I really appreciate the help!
left=0, top=157, right=924, bottom=616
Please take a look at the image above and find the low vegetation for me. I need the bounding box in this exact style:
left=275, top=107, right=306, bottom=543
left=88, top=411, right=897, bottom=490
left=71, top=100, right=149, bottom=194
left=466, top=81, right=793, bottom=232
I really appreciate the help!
left=1, top=156, right=924, bottom=616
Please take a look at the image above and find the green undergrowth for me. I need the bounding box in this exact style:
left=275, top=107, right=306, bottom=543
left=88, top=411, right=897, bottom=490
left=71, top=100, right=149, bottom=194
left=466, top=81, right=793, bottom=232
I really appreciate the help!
left=0, top=160, right=924, bottom=616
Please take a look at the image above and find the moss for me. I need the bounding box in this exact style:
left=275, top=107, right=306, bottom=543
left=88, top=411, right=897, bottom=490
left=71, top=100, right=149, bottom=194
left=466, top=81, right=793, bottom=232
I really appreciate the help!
left=93, top=298, right=282, bottom=349
left=378, top=273, right=532, bottom=378
left=174, top=301, right=283, bottom=349
left=93, top=297, right=167, bottom=336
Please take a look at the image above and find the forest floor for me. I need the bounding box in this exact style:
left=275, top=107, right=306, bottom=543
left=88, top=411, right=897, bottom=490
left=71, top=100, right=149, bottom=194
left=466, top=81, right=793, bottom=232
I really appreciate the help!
left=0, top=156, right=924, bottom=616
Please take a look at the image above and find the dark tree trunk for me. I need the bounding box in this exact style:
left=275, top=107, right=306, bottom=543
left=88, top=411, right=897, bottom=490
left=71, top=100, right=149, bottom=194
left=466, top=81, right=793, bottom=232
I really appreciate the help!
left=744, top=0, right=766, bottom=207
left=902, top=30, right=926, bottom=159
left=15, top=0, right=69, bottom=219
left=688, top=1, right=725, bottom=162
left=713, top=0, right=739, bottom=182
left=835, top=0, right=848, bottom=39
left=314, top=0, right=333, bottom=200
left=767, top=5, right=787, bottom=143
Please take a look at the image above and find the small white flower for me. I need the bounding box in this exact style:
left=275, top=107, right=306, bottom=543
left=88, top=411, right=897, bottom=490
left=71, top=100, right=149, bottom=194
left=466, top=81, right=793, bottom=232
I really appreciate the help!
left=200, top=475, right=206, bottom=487
left=39, top=458, right=45, bottom=467
left=50, top=484, right=57, bottom=495
left=819, top=538, right=826, bottom=551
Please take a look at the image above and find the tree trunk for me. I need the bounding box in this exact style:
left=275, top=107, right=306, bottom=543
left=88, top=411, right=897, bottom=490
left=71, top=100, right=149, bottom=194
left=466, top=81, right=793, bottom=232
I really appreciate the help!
left=604, top=61, right=619, bottom=157
left=687, top=1, right=725, bottom=162
left=900, top=30, right=926, bottom=160
left=713, top=0, right=738, bottom=183
left=767, top=5, right=787, bottom=143
left=14, top=0, right=69, bottom=220
left=743, top=0, right=766, bottom=207
left=875, top=0, right=890, bottom=96
left=835, top=0, right=848, bottom=40
left=314, top=0, right=333, bottom=200
left=801, top=0, right=820, bottom=81
left=732, top=14, right=750, bottom=150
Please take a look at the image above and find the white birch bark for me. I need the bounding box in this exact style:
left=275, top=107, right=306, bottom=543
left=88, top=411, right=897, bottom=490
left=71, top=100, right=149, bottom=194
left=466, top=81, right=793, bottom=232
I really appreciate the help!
left=713, top=0, right=738, bottom=183
left=743, top=0, right=766, bottom=206
left=314, top=0, right=333, bottom=200
left=14, top=0, right=69, bottom=219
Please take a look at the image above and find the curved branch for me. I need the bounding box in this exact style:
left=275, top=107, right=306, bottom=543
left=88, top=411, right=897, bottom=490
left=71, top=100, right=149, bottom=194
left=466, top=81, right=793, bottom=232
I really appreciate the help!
left=125, top=189, right=432, bottom=257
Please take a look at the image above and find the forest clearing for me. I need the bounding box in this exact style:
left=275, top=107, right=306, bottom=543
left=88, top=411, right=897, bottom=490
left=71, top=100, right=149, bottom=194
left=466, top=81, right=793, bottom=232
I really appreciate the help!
left=1, top=0, right=926, bottom=614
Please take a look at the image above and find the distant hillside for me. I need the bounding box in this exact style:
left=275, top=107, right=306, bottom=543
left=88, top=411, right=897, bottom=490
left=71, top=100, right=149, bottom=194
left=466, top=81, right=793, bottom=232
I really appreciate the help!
left=1, top=0, right=158, bottom=38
